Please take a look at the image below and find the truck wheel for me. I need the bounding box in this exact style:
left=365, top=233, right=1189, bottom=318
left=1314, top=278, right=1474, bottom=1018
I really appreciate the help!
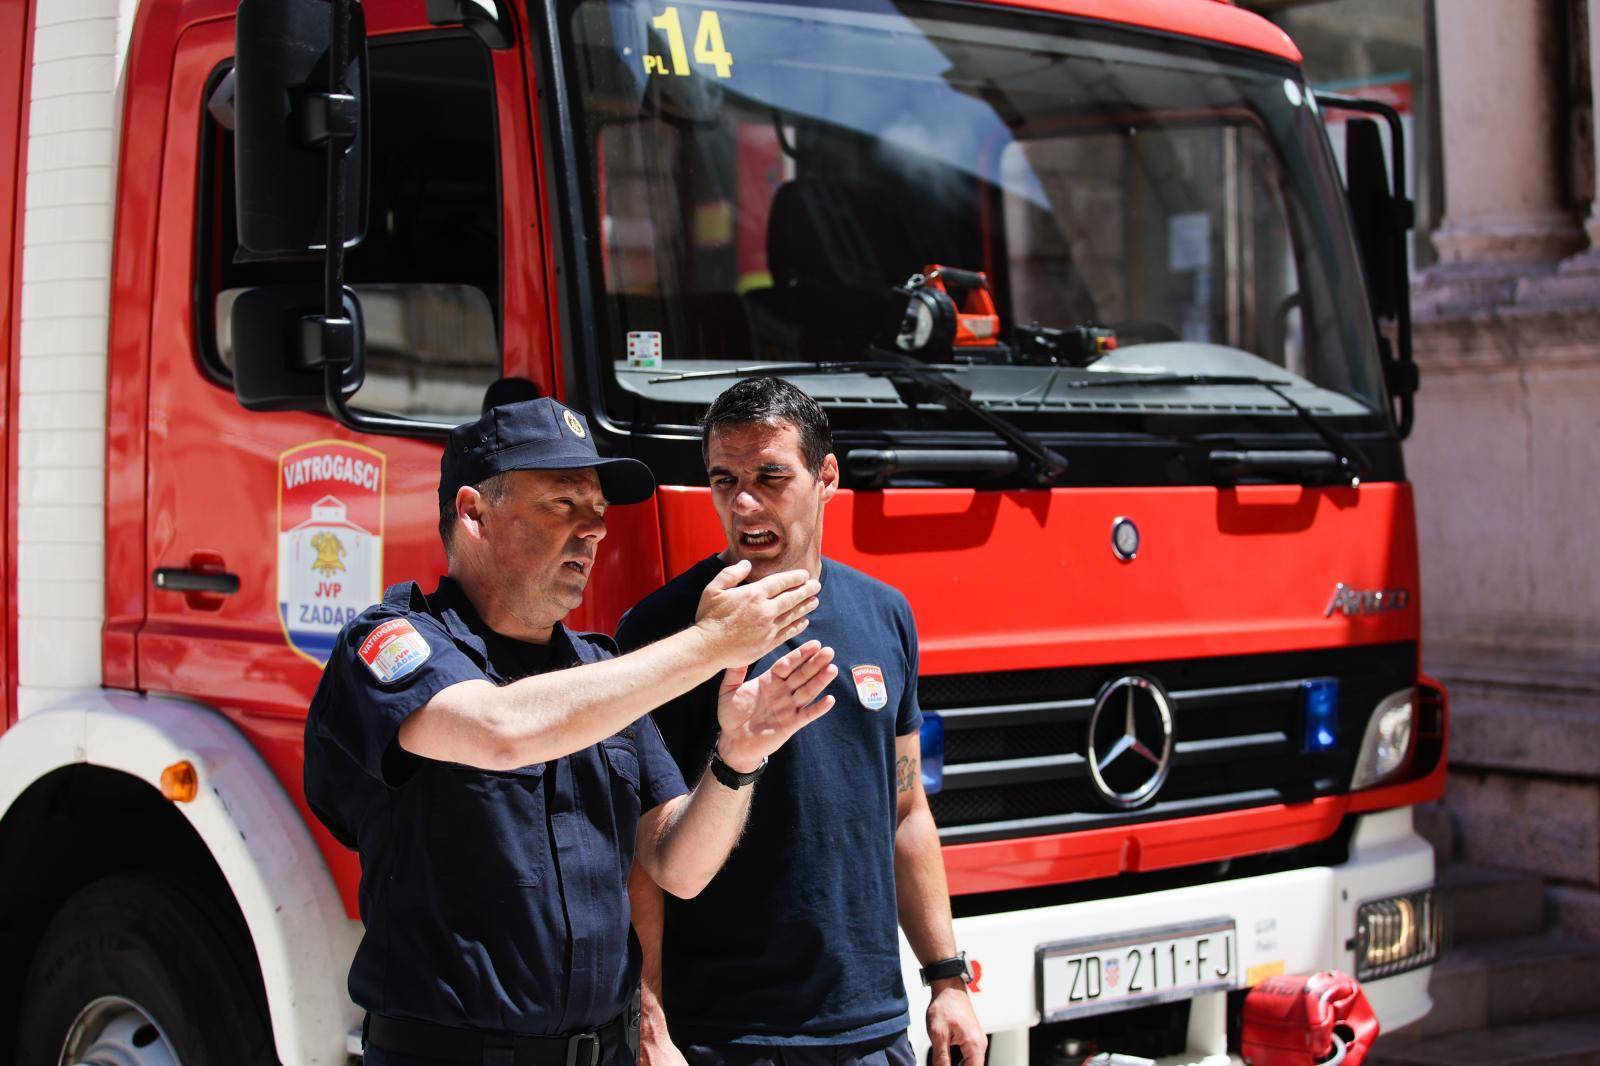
left=14, top=874, right=276, bottom=1066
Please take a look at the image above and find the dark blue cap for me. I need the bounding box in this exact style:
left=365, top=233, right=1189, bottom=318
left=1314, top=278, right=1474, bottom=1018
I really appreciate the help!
left=440, top=398, right=655, bottom=507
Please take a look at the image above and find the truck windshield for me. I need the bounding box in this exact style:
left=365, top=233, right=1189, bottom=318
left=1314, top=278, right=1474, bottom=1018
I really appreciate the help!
left=557, top=0, right=1387, bottom=443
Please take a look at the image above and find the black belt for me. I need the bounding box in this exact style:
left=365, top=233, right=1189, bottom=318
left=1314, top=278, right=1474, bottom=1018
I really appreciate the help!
left=365, top=1013, right=623, bottom=1066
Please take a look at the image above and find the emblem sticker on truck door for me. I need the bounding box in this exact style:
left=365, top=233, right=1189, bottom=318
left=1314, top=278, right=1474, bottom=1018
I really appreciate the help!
left=278, top=441, right=386, bottom=666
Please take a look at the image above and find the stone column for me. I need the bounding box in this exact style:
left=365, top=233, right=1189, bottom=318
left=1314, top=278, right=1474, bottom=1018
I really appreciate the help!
left=1430, top=0, right=1584, bottom=265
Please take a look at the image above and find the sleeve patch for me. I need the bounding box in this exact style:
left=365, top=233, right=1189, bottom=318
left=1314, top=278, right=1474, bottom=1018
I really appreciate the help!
left=358, top=618, right=432, bottom=684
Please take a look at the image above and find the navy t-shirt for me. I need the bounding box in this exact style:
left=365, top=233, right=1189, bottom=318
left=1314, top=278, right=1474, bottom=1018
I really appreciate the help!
left=304, top=578, right=688, bottom=1035
left=617, top=556, right=922, bottom=1046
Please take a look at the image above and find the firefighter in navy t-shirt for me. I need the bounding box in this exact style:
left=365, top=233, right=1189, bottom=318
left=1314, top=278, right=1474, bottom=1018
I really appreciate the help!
left=618, top=379, right=987, bottom=1066
left=304, top=397, right=839, bottom=1066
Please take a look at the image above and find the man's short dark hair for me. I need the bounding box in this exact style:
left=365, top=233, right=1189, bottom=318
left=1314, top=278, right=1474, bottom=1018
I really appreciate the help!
left=700, top=377, right=834, bottom=474
left=438, top=472, right=511, bottom=555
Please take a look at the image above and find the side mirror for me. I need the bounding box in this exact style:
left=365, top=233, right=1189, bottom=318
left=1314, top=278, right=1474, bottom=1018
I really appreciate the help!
left=1344, top=118, right=1401, bottom=319
left=1317, top=94, right=1418, bottom=438
left=230, top=286, right=365, bottom=412
left=234, top=0, right=369, bottom=256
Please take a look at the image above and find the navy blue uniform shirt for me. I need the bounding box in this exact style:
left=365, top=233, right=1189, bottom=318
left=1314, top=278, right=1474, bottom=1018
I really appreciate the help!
left=305, top=578, right=688, bottom=1035
left=617, top=557, right=921, bottom=1046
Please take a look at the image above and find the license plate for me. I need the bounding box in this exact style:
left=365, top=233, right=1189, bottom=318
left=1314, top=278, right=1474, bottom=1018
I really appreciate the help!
left=1037, top=919, right=1239, bottom=1021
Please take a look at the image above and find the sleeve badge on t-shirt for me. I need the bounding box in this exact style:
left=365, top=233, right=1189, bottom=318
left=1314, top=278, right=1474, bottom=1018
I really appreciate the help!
left=851, top=664, right=889, bottom=710
left=358, top=618, right=432, bottom=684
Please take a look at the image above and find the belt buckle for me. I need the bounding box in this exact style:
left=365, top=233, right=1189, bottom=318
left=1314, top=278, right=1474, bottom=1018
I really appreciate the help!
left=566, top=1032, right=601, bottom=1066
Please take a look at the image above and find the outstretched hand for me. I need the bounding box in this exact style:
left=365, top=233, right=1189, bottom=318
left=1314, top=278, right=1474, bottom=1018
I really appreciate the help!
left=715, top=640, right=838, bottom=772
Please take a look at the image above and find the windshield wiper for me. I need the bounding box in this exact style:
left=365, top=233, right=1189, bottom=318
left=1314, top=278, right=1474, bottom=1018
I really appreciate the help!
left=650, top=360, right=1068, bottom=486
left=1067, top=373, right=1373, bottom=485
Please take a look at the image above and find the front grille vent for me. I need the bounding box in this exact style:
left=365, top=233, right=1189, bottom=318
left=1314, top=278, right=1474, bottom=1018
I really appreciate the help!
left=923, top=643, right=1416, bottom=845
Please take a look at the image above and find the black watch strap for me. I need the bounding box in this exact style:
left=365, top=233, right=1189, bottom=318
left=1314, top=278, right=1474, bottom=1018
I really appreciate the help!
left=919, top=953, right=971, bottom=987
left=708, top=749, right=767, bottom=789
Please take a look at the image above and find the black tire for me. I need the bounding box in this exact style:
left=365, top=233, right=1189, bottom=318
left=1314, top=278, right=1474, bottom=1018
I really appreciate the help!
left=14, top=873, right=277, bottom=1066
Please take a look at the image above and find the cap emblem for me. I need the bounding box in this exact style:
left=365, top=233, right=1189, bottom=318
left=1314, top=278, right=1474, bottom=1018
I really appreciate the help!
left=563, top=409, right=587, bottom=438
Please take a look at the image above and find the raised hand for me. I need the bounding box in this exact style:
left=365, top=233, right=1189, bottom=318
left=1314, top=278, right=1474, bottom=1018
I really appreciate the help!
left=715, top=641, right=838, bottom=771
left=694, top=560, right=821, bottom=668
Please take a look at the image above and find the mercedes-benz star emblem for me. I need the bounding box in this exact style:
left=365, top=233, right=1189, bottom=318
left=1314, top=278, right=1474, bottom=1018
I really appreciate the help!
left=1086, top=675, right=1175, bottom=809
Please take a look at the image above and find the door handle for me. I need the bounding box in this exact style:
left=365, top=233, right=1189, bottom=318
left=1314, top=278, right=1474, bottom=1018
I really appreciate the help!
left=152, top=568, right=240, bottom=594
left=154, top=550, right=238, bottom=611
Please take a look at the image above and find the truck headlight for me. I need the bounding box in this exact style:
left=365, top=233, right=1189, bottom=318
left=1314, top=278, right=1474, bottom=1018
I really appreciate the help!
left=1351, top=687, right=1414, bottom=789
left=1355, top=889, right=1442, bottom=980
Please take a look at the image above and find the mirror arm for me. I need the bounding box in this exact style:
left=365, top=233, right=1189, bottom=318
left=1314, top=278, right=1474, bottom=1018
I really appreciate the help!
left=1315, top=91, right=1417, bottom=438
left=425, top=0, right=514, bottom=49
left=296, top=90, right=359, bottom=148
left=320, top=0, right=352, bottom=343
left=301, top=0, right=446, bottom=442
left=299, top=315, right=355, bottom=371
left=321, top=363, right=451, bottom=440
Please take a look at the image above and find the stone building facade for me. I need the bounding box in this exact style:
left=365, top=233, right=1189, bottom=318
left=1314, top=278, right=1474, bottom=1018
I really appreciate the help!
left=1410, top=0, right=1600, bottom=938
left=1248, top=0, right=1600, bottom=936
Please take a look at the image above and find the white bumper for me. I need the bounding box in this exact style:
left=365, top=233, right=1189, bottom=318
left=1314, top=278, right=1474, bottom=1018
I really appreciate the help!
left=902, top=807, right=1434, bottom=1064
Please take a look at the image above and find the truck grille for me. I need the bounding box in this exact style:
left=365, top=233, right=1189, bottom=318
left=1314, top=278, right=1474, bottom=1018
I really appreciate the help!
left=923, top=642, right=1417, bottom=845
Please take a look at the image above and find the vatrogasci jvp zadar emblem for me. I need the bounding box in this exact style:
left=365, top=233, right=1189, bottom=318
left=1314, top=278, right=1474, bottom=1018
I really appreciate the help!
left=278, top=440, right=386, bottom=665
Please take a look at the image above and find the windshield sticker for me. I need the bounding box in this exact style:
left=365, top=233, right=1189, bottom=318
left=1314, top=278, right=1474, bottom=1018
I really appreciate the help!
left=627, top=330, right=663, bottom=367
left=278, top=440, right=386, bottom=666
left=644, top=7, right=733, bottom=78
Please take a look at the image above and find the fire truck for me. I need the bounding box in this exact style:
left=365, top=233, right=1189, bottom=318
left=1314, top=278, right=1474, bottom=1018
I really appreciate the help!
left=0, top=0, right=1446, bottom=1062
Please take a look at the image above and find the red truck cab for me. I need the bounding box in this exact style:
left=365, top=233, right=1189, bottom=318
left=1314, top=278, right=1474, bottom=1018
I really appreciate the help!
left=0, top=1, right=1443, bottom=1062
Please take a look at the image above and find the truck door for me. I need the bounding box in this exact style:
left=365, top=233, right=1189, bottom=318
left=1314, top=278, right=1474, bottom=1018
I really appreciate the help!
left=139, top=15, right=551, bottom=817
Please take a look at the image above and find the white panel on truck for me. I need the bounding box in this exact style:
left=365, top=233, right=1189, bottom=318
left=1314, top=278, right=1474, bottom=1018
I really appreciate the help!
left=17, top=0, right=124, bottom=714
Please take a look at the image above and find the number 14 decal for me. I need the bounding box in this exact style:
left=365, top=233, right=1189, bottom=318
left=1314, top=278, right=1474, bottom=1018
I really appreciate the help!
left=645, top=7, right=733, bottom=78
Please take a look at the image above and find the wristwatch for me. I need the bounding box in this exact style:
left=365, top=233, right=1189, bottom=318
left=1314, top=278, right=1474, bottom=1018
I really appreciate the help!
left=919, top=952, right=972, bottom=987
left=708, top=747, right=767, bottom=789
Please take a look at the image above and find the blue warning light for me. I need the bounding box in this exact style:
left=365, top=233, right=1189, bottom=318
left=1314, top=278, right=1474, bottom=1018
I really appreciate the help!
left=1302, top=678, right=1340, bottom=753
left=920, top=713, right=945, bottom=795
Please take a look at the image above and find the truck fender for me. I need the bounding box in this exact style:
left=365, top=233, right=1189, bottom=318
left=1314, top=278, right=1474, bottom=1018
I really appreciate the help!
left=0, top=691, right=360, bottom=1066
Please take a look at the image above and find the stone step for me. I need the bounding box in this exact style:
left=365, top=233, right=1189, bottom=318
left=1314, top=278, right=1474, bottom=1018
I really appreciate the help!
left=1411, top=936, right=1600, bottom=1036
left=1370, top=1012, right=1600, bottom=1065
left=1438, top=863, right=1547, bottom=945
left=1445, top=683, right=1600, bottom=780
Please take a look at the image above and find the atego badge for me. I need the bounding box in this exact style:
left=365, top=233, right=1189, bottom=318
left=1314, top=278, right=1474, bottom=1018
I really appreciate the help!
left=278, top=441, right=386, bottom=666
left=852, top=664, right=889, bottom=710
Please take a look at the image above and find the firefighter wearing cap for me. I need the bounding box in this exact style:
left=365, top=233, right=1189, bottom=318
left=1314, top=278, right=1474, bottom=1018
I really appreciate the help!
left=304, top=397, right=840, bottom=1066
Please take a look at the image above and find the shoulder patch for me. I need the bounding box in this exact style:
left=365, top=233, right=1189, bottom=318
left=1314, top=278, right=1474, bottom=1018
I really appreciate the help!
left=358, top=618, right=432, bottom=684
